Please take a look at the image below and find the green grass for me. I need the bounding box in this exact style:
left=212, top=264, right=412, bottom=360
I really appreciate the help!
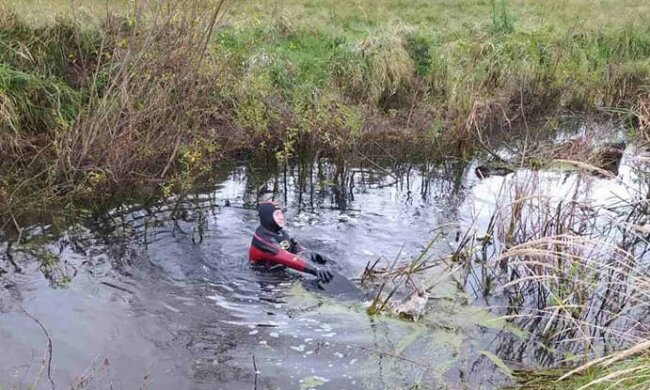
left=228, top=0, right=650, bottom=35
left=2, top=0, right=650, bottom=220
left=0, top=64, right=79, bottom=136
left=4, top=0, right=129, bottom=26
left=208, top=0, right=650, bottom=130
left=8, top=0, right=650, bottom=115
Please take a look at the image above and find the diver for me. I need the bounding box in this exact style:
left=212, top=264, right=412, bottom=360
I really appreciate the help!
left=249, top=201, right=334, bottom=283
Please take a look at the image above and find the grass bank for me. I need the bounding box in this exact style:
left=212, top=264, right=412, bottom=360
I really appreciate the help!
left=2, top=0, right=650, bottom=224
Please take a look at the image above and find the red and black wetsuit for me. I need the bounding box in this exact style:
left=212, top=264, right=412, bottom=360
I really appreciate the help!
left=249, top=202, right=333, bottom=283
left=249, top=202, right=310, bottom=273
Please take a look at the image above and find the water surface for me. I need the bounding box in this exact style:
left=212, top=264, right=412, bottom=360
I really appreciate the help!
left=1, top=136, right=648, bottom=389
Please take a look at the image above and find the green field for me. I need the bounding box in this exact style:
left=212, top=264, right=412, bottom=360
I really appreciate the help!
left=1, top=0, right=650, bottom=218
left=9, top=0, right=650, bottom=30
left=4, top=0, right=129, bottom=25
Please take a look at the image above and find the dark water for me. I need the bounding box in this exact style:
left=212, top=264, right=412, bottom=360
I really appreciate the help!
left=1, top=135, right=649, bottom=389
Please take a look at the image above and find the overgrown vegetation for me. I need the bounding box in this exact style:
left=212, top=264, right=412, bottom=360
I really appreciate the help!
left=348, top=145, right=650, bottom=388
left=2, top=0, right=650, bottom=225
left=3, top=2, right=650, bottom=388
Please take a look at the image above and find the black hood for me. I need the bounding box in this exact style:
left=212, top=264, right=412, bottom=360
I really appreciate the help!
left=258, top=201, right=282, bottom=233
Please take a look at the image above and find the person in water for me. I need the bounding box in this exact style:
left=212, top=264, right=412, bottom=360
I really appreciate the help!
left=249, top=201, right=333, bottom=283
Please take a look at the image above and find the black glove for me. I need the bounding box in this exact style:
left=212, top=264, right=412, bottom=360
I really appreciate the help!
left=305, top=264, right=333, bottom=284
left=310, top=253, right=329, bottom=265
left=289, top=238, right=301, bottom=254
left=316, top=268, right=334, bottom=283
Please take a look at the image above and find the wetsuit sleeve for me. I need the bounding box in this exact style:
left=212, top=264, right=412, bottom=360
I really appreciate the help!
left=252, top=233, right=309, bottom=272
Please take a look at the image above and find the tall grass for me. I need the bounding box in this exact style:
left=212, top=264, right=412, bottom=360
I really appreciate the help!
left=59, top=0, right=229, bottom=186
left=0, top=65, right=79, bottom=148
left=330, top=24, right=416, bottom=108
left=491, top=0, right=515, bottom=34
left=2, top=0, right=650, bottom=223
left=462, top=164, right=650, bottom=387
left=0, top=1, right=235, bottom=223
left=357, top=158, right=650, bottom=387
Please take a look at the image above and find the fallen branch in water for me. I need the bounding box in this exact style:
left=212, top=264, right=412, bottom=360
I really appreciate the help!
left=553, top=159, right=616, bottom=178
left=252, top=354, right=259, bottom=390
left=350, top=344, right=431, bottom=369
left=19, top=303, right=56, bottom=390
left=99, top=281, right=135, bottom=295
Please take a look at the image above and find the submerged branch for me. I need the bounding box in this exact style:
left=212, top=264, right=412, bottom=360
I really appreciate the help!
left=19, top=304, right=56, bottom=390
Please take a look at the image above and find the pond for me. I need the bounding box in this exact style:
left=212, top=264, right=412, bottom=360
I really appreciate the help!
left=1, top=125, right=649, bottom=389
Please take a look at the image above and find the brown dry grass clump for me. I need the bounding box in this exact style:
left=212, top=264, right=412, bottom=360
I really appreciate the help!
left=636, top=94, right=650, bottom=140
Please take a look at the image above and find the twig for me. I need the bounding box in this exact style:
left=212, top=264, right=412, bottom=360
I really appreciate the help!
left=159, top=134, right=182, bottom=179
left=19, top=304, right=56, bottom=390
left=350, top=344, right=430, bottom=369
left=11, top=218, right=21, bottom=243
left=99, top=281, right=135, bottom=295
left=406, top=85, right=420, bottom=127
left=252, top=354, right=259, bottom=390
left=520, top=85, right=529, bottom=132
left=197, top=0, right=227, bottom=66
left=356, top=151, right=397, bottom=180
left=360, top=257, right=382, bottom=284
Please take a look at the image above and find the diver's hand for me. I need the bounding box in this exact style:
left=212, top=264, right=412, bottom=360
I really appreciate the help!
left=305, top=264, right=333, bottom=283
left=315, top=268, right=333, bottom=283
left=310, top=253, right=329, bottom=265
